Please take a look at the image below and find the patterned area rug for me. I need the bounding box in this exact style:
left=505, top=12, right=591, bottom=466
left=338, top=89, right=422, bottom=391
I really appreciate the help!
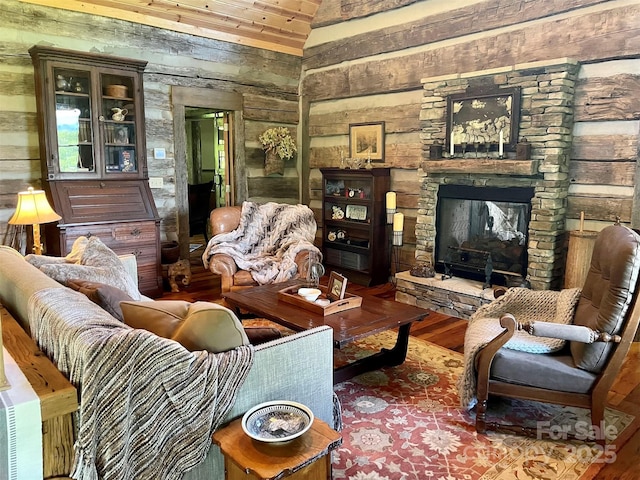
left=332, top=331, right=638, bottom=480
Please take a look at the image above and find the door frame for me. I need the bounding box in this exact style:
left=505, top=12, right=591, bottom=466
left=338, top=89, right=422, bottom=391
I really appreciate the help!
left=172, top=86, right=246, bottom=258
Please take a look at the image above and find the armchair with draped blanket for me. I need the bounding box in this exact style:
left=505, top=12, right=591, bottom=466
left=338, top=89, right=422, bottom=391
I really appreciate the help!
left=459, top=223, right=640, bottom=445
left=202, top=202, right=321, bottom=293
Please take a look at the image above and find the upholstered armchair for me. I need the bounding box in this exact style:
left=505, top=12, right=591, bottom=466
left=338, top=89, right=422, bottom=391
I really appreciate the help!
left=460, top=223, right=640, bottom=446
left=204, top=203, right=320, bottom=293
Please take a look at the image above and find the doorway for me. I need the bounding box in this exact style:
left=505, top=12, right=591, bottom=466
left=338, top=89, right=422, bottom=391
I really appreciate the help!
left=185, top=109, right=232, bottom=208
left=171, top=86, right=246, bottom=259
left=185, top=108, right=233, bottom=245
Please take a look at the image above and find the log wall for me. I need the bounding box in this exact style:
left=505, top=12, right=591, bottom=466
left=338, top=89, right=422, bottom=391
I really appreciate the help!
left=302, top=0, right=640, bottom=275
left=0, top=0, right=301, bottom=250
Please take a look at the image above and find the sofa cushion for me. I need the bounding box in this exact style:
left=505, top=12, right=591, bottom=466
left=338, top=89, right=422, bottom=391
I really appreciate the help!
left=172, top=302, right=250, bottom=353
left=120, top=300, right=250, bottom=353
left=491, top=347, right=597, bottom=393
left=120, top=300, right=191, bottom=338
left=66, top=278, right=134, bottom=322
left=38, top=237, right=142, bottom=300
left=571, top=225, right=640, bottom=372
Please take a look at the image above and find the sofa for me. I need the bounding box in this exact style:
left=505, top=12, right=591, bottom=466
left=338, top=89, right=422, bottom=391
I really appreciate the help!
left=0, top=244, right=336, bottom=480
left=203, top=202, right=321, bottom=292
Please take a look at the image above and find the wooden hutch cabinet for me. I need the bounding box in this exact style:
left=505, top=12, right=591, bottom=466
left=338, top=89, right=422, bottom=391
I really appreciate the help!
left=321, top=168, right=390, bottom=286
left=29, top=46, right=162, bottom=297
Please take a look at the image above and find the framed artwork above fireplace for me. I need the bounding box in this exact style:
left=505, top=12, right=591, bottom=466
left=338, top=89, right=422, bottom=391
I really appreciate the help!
left=446, top=86, right=521, bottom=154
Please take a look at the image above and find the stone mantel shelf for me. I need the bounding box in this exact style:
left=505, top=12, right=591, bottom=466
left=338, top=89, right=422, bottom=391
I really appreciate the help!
left=421, top=159, right=539, bottom=176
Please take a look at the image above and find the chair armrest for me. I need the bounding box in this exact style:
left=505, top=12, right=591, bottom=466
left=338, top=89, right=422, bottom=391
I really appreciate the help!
left=208, top=254, right=238, bottom=292
left=209, top=254, right=238, bottom=277
left=513, top=317, right=621, bottom=344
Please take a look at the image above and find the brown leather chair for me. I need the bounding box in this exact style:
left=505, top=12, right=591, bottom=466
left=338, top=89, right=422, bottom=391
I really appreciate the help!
left=467, top=223, right=640, bottom=446
left=207, top=205, right=315, bottom=292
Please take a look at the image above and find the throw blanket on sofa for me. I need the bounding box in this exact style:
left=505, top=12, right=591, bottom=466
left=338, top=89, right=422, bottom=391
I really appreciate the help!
left=457, top=287, right=581, bottom=410
left=202, top=201, right=321, bottom=285
left=28, top=288, right=255, bottom=480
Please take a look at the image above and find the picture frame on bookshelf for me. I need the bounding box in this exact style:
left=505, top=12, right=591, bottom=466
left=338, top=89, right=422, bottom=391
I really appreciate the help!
left=119, top=149, right=136, bottom=172
left=345, top=204, right=367, bottom=221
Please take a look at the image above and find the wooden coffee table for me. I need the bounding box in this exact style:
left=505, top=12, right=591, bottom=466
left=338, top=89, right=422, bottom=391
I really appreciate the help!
left=223, top=281, right=431, bottom=384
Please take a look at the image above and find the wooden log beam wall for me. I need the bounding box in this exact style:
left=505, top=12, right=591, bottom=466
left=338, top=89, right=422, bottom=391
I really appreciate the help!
left=0, top=0, right=302, bottom=247
left=302, top=0, right=640, bottom=276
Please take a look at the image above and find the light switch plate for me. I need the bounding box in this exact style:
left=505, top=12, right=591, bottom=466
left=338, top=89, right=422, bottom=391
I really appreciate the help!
left=149, top=177, right=164, bottom=188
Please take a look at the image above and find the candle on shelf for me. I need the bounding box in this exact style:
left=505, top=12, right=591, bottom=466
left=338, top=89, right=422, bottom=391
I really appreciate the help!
left=386, top=191, right=396, bottom=210
left=393, top=212, right=404, bottom=232
left=499, top=129, right=504, bottom=157
left=450, top=132, right=455, bottom=157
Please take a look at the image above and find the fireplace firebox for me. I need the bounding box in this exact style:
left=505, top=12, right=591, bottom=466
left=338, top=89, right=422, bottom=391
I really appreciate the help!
left=435, top=185, right=534, bottom=286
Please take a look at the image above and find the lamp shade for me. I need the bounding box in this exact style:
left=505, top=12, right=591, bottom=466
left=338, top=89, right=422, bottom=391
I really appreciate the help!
left=8, top=187, right=61, bottom=225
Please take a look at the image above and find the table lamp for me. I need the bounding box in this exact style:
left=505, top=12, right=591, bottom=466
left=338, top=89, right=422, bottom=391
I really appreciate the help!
left=8, top=187, right=61, bottom=255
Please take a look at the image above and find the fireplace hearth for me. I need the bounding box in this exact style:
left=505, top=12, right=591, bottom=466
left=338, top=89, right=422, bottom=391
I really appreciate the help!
left=436, top=185, right=534, bottom=286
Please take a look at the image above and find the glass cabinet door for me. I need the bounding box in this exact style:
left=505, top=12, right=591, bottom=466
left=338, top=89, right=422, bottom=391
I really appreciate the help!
left=54, top=67, right=94, bottom=173
left=100, top=73, right=138, bottom=174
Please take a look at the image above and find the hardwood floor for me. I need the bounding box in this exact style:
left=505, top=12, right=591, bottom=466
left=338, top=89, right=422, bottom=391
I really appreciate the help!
left=169, top=238, right=639, bottom=479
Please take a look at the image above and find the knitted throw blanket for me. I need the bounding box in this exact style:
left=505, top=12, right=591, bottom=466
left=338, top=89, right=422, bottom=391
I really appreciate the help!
left=457, top=287, right=581, bottom=410
left=28, top=288, right=255, bottom=480
left=202, top=202, right=321, bottom=285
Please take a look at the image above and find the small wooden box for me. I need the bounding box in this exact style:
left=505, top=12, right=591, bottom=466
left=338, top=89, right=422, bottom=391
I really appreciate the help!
left=104, top=84, right=128, bottom=98
left=278, top=285, right=362, bottom=316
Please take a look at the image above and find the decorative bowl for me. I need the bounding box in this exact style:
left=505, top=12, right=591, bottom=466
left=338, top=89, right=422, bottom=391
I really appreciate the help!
left=241, top=400, right=314, bottom=443
left=298, top=287, right=321, bottom=302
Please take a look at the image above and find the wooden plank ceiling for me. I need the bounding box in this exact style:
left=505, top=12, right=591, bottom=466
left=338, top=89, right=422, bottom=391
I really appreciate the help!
left=19, top=0, right=322, bottom=56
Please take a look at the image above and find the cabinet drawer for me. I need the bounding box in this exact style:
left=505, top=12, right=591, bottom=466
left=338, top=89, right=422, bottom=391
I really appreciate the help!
left=113, top=222, right=157, bottom=243
left=63, top=221, right=156, bottom=252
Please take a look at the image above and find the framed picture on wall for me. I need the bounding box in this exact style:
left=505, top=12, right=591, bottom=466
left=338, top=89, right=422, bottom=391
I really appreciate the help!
left=349, top=122, right=385, bottom=161
left=446, top=87, right=520, bottom=154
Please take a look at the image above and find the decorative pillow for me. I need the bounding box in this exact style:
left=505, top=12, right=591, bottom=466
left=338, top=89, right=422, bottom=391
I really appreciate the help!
left=38, top=236, right=141, bottom=300
left=66, top=278, right=134, bottom=322
left=120, top=300, right=249, bottom=353
left=120, top=300, right=191, bottom=339
left=25, top=254, right=68, bottom=268
left=171, top=302, right=249, bottom=353
left=65, top=236, right=89, bottom=263
left=25, top=236, right=89, bottom=268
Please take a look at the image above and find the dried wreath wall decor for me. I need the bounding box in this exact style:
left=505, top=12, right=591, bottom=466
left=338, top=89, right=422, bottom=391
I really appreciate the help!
left=259, top=126, right=297, bottom=175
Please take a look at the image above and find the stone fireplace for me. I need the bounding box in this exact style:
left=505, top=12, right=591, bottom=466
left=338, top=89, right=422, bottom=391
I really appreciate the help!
left=435, top=184, right=534, bottom=286
left=396, top=59, right=581, bottom=317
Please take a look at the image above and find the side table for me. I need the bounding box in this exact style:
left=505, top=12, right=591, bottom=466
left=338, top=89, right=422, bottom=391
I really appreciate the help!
left=212, top=417, right=342, bottom=480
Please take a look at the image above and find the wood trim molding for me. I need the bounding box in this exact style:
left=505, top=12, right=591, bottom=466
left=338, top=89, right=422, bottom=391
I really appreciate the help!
left=420, top=159, right=539, bottom=176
